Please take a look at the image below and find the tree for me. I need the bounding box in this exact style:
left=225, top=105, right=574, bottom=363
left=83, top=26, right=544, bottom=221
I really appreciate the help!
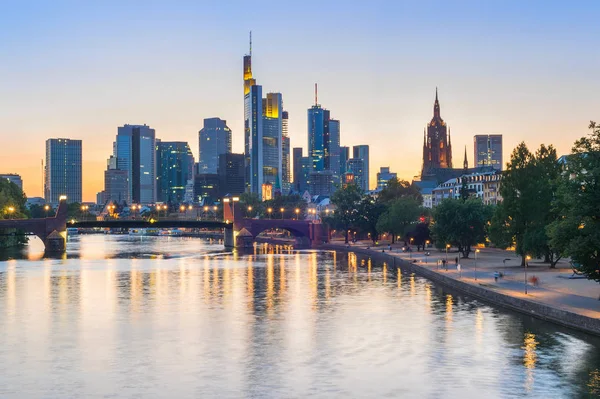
left=357, top=196, right=386, bottom=244
left=431, top=198, right=489, bottom=258
left=489, top=142, right=561, bottom=266
left=326, top=183, right=363, bottom=243
left=410, top=222, right=431, bottom=251
left=378, top=178, right=422, bottom=204
left=376, top=197, right=421, bottom=244
left=548, top=121, right=600, bottom=285
left=0, top=179, right=28, bottom=247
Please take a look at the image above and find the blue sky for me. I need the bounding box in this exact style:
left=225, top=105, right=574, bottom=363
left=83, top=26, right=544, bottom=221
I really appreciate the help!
left=1, top=1, right=599, bottom=200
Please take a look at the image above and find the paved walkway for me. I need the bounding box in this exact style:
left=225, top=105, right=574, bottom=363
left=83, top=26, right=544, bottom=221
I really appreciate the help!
left=331, top=240, right=600, bottom=319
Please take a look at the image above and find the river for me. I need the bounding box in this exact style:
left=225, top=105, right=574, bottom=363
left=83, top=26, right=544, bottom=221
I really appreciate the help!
left=0, top=235, right=599, bottom=398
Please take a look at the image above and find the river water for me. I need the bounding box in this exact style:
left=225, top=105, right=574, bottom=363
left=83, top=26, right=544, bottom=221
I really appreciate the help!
left=0, top=235, right=599, bottom=398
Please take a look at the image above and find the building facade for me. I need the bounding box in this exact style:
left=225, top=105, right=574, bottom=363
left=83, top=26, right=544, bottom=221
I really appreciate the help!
left=218, top=153, right=245, bottom=197
left=198, top=118, right=232, bottom=174
left=339, top=146, right=350, bottom=176
left=431, top=170, right=503, bottom=206
left=193, top=174, right=220, bottom=204
left=262, top=92, right=283, bottom=193
left=45, top=138, right=82, bottom=204
left=0, top=174, right=23, bottom=191
left=156, top=141, right=194, bottom=204
left=307, top=95, right=341, bottom=186
left=113, top=124, right=156, bottom=204
left=474, top=134, right=503, bottom=170
left=352, top=145, right=370, bottom=191
left=422, top=89, right=453, bottom=177
left=346, top=158, right=365, bottom=191
left=376, top=167, right=397, bottom=190
left=282, top=111, right=291, bottom=193
left=293, top=147, right=303, bottom=192
left=308, top=170, right=334, bottom=197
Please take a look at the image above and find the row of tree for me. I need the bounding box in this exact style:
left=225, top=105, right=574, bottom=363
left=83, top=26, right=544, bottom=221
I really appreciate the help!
left=325, top=178, right=428, bottom=246
left=0, top=179, right=28, bottom=247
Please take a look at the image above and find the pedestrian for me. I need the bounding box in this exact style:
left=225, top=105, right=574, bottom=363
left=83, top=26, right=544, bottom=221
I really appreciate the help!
left=494, top=271, right=499, bottom=282
left=442, top=259, right=446, bottom=270
left=454, top=257, right=458, bottom=267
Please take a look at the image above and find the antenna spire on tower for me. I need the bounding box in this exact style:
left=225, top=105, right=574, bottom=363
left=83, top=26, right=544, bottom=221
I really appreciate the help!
left=315, top=83, right=318, bottom=106
left=249, top=31, right=252, bottom=56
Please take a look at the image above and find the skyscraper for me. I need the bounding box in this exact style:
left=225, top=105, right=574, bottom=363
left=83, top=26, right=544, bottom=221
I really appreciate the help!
left=45, top=138, right=82, bottom=204
left=243, top=34, right=283, bottom=199
left=104, top=155, right=128, bottom=204
left=281, top=111, right=291, bottom=193
left=218, top=153, right=245, bottom=197
left=346, top=158, right=365, bottom=191
left=422, top=88, right=453, bottom=176
left=198, top=118, right=232, bottom=174
left=377, top=167, right=397, bottom=190
left=262, top=92, right=283, bottom=192
left=156, top=141, right=194, bottom=204
left=308, top=85, right=341, bottom=186
left=113, top=124, right=156, bottom=204
left=474, top=134, right=503, bottom=170
left=293, top=147, right=303, bottom=192
left=340, top=146, right=350, bottom=176
left=352, top=145, right=370, bottom=191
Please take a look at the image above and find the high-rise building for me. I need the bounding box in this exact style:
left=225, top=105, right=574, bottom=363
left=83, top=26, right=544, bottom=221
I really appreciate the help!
left=299, top=157, right=311, bottom=193
left=474, top=134, right=503, bottom=170
left=218, top=153, right=245, bottom=197
left=293, top=147, right=303, bottom=192
left=113, top=124, right=156, bottom=204
left=198, top=118, right=232, bottom=174
left=352, top=145, right=370, bottom=191
left=309, top=170, right=334, bottom=196
left=242, top=35, right=284, bottom=199
left=45, top=138, right=82, bottom=204
left=103, top=155, right=128, bottom=204
left=329, top=119, right=341, bottom=185
left=340, top=146, right=350, bottom=176
left=156, top=141, right=194, bottom=204
left=422, top=89, right=453, bottom=177
left=377, top=167, right=397, bottom=190
left=193, top=174, right=220, bottom=203
left=0, top=174, right=23, bottom=191
left=346, top=158, right=365, bottom=191
left=262, top=92, right=283, bottom=193
left=281, top=111, right=291, bottom=193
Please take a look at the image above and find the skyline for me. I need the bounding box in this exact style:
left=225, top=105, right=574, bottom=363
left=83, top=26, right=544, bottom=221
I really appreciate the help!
left=1, top=1, right=599, bottom=201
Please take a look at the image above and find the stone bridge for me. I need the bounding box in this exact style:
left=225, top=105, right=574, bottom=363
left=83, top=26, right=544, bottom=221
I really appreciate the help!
left=0, top=198, right=68, bottom=252
left=223, top=200, right=328, bottom=249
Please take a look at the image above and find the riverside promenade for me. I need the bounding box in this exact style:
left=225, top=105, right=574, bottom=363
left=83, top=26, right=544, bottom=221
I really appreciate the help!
left=324, top=241, right=600, bottom=335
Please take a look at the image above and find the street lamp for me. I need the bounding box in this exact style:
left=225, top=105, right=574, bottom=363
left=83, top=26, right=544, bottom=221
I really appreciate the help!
left=445, top=244, right=450, bottom=270
left=475, top=249, right=480, bottom=281
left=525, top=255, right=531, bottom=294
left=7, top=206, right=15, bottom=218
left=267, top=207, right=273, bottom=219
left=280, top=207, right=284, bottom=219
left=295, top=208, right=300, bottom=220
left=44, top=204, right=50, bottom=217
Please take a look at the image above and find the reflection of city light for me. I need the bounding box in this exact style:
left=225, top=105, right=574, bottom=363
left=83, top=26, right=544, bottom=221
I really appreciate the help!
left=522, top=332, right=538, bottom=392
left=445, top=294, right=453, bottom=324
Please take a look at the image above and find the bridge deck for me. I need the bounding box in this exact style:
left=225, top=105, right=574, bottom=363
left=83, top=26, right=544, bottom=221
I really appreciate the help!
left=71, top=220, right=230, bottom=229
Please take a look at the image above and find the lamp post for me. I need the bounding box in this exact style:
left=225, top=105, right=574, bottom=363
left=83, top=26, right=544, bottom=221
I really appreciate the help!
left=295, top=208, right=300, bottom=220
left=525, top=255, right=531, bottom=294
left=44, top=204, right=50, bottom=218
left=475, top=249, right=480, bottom=281
left=280, top=207, right=284, bottom=220
left=267, top=207, right=273, bottom=219
left=425, top=240, right=430, bottom=264
left=247, top=205, right=253, bottom=218
left=445, top=244, right=450, bottom=270
left=213, top=205, right=218, bottom=220
left=7, top=206, right=15, bottom=219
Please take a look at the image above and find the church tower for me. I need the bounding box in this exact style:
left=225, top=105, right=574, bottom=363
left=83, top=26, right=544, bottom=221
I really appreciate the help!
left=422, top=88, right=453, bottom=176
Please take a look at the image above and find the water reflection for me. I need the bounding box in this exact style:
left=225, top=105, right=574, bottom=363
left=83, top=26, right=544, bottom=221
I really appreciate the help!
left=0, top=235, right=599, bottom=398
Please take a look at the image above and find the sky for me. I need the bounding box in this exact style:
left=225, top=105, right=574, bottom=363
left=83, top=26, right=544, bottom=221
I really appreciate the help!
left=0, top=0, right=599, bottom=201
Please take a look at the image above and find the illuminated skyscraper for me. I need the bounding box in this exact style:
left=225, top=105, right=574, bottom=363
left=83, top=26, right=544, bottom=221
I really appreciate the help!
left=156, top=141, right=194, bottom=203
left=307, top=85, right=341, bottom=187
left=113, top=124, right=156, bottom=204
left=474, top=134, right=503, bottom=170
left=45, top=138, right=82, bottom=204
left=353, top=145, right=369, bottom=191
left=199, top=118, right=231, bottom=174
left=243, top=33, right=283, bottom=199
left=281, top=111, right=291, bottom=192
